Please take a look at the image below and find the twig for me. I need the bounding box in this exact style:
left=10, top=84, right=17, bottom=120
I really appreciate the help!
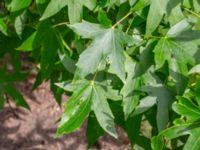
left=5, top=94, right=19, bottom=118
left=112, top=11, right=133, bottom=29
left=53, top=22, right=69, bottom=28
left=182, top=6, right=200, bottom=19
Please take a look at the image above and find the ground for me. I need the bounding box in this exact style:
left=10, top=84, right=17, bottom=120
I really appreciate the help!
left=0, top=76, right=131, bottom=150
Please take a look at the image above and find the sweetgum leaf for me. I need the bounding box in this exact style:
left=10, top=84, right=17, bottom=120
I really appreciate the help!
left=143, top=84, right=172, bottom=131
left=69, top=21, right=129, bottom=81
left=56, top=80, right=117, bottom=138
left=57, top=80, right=92, bottom=135
left=9, top=0, right=32, bottom=12
left=91, top=84, right=117, bottom=138
left=153, top=37, right=195, bottom=94
left=121, top=54, right=142, bottom=119
left=146, top=0, right=183, bottom=35
left=146, top=0, right=167, bottom=36
left=41, top=0, right=96, bottom=23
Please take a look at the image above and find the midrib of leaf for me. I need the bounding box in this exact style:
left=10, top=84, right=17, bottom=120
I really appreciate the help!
left=190, top=134, right=200, bottom=150
left=157, top=0, right=164, bottom=14
left=178, top=103, right=200, bottom=117
left=62, top=87, right=92, bottom=130
left=92, top=85, right=117, bottom=138
left=60, top=83, right=90, bottom=124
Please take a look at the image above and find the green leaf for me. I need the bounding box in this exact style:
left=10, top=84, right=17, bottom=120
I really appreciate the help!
left=40, top=0, right=68, bottom=20
left=86, top=112, right=104, bottom=148
left=189, top=64, right=200, bottom=75
left=167, top=1, right=184, bottom=26
left=4, top=85, right=29, bottom=109
left=84, top=0, right=96, bottom=10
left=98, top=9, right=112, bottom=27
left=55, top=80, right=87, bottom=92
left=0, top=18, right=9, bottom=36
left=41, top=0, right=96, bottom=23
left=153, top=37, right=195, bottom=94
left=14, top=11, right=27, bottom=38
left=152, top=121, right=200, bottom=150
left=131, top=0, right=150, bottom=12
left=0, top=94, right=5, bottom=110
left=9, top=0, right=32, bottom=12
left=56, top=80, right=117, bottom=138
left=0, top=68, right=27, bottom=83
left=133, top=96, right=157, bottom=115
left=125, top=115, right=142, bottom=145
left=146, top=0, right=167, bottom=36
left=67, top=0, right=83, bottom=23
left=69, top=21, right=129, bottom=81
left=17, top=22, right=52, bottom=51
left=183, top=130, right=200, bottom=150
left=146, top=0, right=183, bottom=35
left=57, top=80, right=92, bottom=135
left=91, top=83, right=118, bottom=138
left=36, top=0, right=50, bottom=14
left=58, top=52, right=76, bottom=74
left=195, top=78, right=200, bottom=105
left=143, top=84, right=172, bottom=131
left=129, top=0, right=137, bottom=6
left=173, top=97, right=200, bottom=122
left=18, top=22, right=59, bottom=79
left=121, top=54, right=142, bottom=119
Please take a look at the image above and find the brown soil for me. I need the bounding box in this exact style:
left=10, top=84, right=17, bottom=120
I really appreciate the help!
left=0, top=77, right=131, bottom=150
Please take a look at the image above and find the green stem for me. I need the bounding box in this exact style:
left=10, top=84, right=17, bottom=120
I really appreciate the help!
left=112, top=11, right=133, bottom=29
left=125, top=18, right=134, bottom=33
left=182, top=6, right=200, bottom=19
left=132, top=32, right=163, bottom=39
left=91, top=61, right=102, bottom=85
left=53, top=22, right=69, bottom=28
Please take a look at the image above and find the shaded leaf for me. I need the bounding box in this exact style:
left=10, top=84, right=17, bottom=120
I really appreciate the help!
left=4, top=85, right=29, bottom=109
left=91, top=83, right=118, bottom=138
left=86, top=112, right=104, bottom=148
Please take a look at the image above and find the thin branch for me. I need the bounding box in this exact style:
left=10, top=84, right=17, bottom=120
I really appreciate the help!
left=125, top=18, right=134, bottom=33
left=182, top=6, right=200, bottom=19
left=112, top=11, right=133, bottom=29
left=90, top=60, right=103, bottom=85
left=132, top=32, right=164, bottom=39
left=53, top=22, right=69, bottom=28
